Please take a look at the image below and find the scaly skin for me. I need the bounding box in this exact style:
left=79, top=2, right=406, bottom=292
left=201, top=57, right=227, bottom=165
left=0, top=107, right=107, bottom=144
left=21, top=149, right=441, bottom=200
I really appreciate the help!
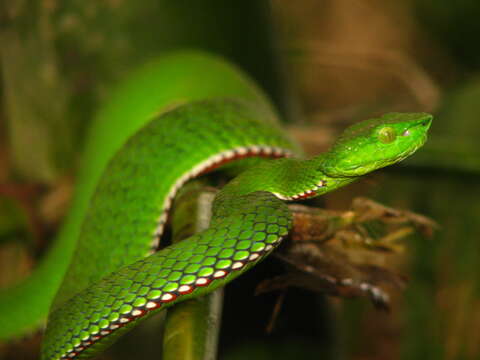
left=41, top=95, right=431, bottom=359
left=0, top=50, right=431, bottom=358
left=50, top=99, right=295, bottom=310
left=0, top=51, right=288, bottom=340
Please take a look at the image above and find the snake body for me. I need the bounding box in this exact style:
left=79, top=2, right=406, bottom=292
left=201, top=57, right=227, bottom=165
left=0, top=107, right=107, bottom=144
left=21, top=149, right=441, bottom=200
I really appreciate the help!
left=0, top=52, right=431, bottom=360
left=0, top=51, right=284, bottom=340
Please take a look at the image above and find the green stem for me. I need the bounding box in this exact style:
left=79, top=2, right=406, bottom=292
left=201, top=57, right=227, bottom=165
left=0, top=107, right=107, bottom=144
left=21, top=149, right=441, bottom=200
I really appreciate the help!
left=164, top=183, right=223, bottom=360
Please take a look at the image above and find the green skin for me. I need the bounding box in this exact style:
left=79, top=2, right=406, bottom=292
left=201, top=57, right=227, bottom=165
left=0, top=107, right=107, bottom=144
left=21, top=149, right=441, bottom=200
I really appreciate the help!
left=0, top=52, right=431, bottom=360
left=0, top=51, right=284, bottom=340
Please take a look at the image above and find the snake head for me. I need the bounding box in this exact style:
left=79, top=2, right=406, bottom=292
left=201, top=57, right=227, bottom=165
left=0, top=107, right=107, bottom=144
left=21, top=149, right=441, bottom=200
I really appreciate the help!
left=319, top=112, right=432, bottom=177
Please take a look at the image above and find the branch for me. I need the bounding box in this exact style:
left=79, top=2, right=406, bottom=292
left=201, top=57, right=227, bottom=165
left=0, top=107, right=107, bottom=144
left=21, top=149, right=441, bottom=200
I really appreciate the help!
left=163, top=183, right=223, bottom=360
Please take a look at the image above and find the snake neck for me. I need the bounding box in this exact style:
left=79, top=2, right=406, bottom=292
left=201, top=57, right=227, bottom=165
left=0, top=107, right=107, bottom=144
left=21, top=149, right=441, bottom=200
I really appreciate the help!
left=216, top=156, right=358, bottom=205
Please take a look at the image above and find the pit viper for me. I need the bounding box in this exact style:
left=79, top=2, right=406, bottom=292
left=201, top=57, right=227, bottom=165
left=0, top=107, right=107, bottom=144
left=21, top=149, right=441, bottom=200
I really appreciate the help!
left=0, top=51, right=431, bottom=360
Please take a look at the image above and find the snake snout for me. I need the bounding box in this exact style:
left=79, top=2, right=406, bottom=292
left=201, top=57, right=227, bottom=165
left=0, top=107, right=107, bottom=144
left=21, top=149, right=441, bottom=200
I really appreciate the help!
left=413, top=114, right=432, bottom=130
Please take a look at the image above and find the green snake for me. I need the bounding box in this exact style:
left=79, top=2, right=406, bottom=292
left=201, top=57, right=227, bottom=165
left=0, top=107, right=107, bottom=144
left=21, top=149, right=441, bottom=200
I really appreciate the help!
left=0, top=51, right=431, bottom=360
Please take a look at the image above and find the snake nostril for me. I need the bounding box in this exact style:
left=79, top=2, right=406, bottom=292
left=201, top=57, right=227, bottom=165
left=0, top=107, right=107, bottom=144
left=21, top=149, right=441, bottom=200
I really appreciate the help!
left=421, top=117, right=432, bottom=126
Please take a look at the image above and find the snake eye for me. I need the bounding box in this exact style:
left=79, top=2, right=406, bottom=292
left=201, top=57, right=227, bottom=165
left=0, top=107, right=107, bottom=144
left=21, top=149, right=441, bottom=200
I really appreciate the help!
left=378, top=127, right=396, bottom=144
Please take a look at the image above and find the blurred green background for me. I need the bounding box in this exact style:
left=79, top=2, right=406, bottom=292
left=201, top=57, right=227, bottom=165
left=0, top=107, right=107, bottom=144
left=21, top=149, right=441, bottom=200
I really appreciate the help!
left=1, top=0, right=479, bottom=359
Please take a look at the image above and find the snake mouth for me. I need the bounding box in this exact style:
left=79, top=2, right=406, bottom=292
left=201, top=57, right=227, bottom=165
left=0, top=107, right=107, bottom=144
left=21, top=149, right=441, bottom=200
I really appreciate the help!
left=273, top=180, right=326, bottom=201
